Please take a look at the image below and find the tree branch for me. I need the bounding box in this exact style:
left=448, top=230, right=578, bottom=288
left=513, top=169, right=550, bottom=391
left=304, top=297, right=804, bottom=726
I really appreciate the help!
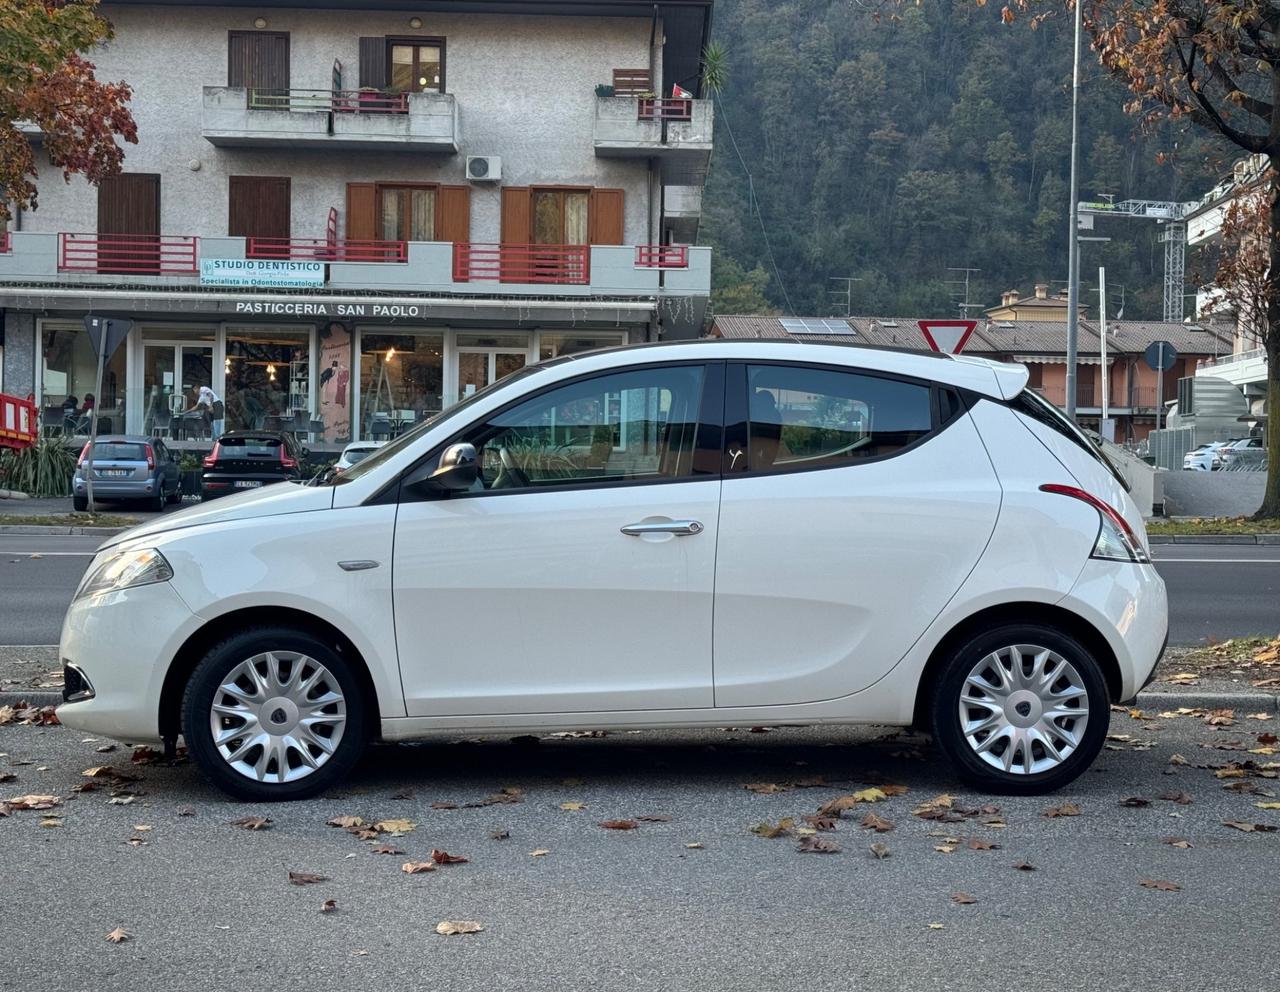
left=1206, top=59, right=1274, bottom=123
left=1173, top=37, right=1270, bottom=152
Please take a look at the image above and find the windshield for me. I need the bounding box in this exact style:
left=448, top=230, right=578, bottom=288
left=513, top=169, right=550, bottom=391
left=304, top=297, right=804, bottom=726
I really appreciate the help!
left=1011, top=389, right=1131, bottom=492
left=330, top=363, right=549, bottom=485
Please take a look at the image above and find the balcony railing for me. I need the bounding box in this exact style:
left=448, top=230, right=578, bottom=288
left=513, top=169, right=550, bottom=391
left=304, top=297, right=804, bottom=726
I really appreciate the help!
left=247, top=237, right=408, bottom=263
left=635, top=244, right=689, bottom=268
left=247, top=88, right=410, bottom=114
left=58, top=233, right=198, bottom=275
left=1203, top=346, right=1266, bottom=367
left=0, top=231, right=10, bottom=253
left=453, top=243, right=591, bottom=285
left=638, top=97, right=693, bottom=121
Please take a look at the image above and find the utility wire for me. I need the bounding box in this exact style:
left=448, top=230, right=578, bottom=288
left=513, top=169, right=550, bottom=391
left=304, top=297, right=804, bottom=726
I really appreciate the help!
left=713, top=93, right=798, bottom=316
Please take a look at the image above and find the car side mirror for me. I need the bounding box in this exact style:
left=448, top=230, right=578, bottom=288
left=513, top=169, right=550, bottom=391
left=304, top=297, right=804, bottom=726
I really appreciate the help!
left=425, top=442, right=479, bottom=491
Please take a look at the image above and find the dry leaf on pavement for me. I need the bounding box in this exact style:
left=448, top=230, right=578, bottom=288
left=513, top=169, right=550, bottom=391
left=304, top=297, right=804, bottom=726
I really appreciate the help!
left=1119, top=797, right=1151, bottom=808
left=951, top=892, right=978, bottom=905
left=1255, top=801, right=1280, bottom=810
left=869, top=842, right=890, bottom=860
left=436, top=920, right=482, bottom=935
left=860, top=812, right=894, bottom=833
left=105, top=927, right=132, bottom=943
left=1162, top=837, right=1193, bottom=849
left=1042, top=803, right=1081, bottom=818
left=374, top=818, right=417, bottom=836
left=528, top=848, right=550, bottom=857
left=4, top=794, right=60, bottom=810
left=751, top=818, right=795, bottom=838
left=326, top=815, right=364, bottom=829
left=599, top=819, right=639, bottom=830
left=797, top=835, right=840, bottom=853
left=490, top=829, right=510, bottom=840
left=287, top=871, right=328, bottom=886
left=1139, top=879, right=1181, bottom=891
left=370, top=844, right=403, bottom=855
left=230, top=816, right=271, bottom=830
left=965, top=837, right=1000, bottom=851
left=401, top=861, right=436, bottom=874
left=1013, top=861, right=1037, bottom=871
left=635, top=814, right=673, bottom=822
left=320, top=900, right=338, bottom=913
left=1158, top=791, right=1193, bottom=805
left=685, top=842, right=704, bottom=849
left=558, top=802, right=587, bottom=811
left=430, top=849, right=468, bottom=865
left=1222, top=820, right=1279, bottom=832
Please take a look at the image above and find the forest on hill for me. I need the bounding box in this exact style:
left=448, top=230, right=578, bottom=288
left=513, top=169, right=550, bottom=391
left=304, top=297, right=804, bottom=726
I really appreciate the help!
left=701, top=0, right=1232, bottom=320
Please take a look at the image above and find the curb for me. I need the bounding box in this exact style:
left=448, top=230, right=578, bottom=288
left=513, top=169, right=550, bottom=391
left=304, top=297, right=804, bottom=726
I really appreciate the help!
left=0, top=690, right=63, bottom=708
left=1134, top=690, right=1279, bottom=713
left=0, top=525, right=126, bottom=537
left=1148, top=534, right=1280, bottom=545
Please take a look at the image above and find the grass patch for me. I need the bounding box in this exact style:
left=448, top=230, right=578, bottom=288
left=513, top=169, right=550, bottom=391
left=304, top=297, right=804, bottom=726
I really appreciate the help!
left=1146, top=516, right=1280, bottom=535
left=1155, top=636, right=1280, bottom=688
left=0, top=513, right=139, bottom=529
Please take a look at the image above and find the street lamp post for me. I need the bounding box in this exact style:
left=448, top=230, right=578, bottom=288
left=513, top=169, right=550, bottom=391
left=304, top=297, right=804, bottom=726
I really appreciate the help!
left=1065, top=0, right=1084, bottom=422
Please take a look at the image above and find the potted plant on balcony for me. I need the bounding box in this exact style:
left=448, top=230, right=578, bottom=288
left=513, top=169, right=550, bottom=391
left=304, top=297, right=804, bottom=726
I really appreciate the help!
left=595, top=83, right=614, bottom=97
left=357, top=86, right=383, bottom=111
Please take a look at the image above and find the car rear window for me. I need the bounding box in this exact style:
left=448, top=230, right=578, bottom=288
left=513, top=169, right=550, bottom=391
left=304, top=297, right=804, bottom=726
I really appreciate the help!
left=346, top=448, right=375, bottom=465
left=92, top=442, right=147, bottom=460
left=219, top=436, right=282, bottom=457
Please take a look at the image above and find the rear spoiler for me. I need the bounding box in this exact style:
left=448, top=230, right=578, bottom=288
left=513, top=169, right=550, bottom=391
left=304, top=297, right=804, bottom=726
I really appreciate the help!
left=950, top=355, right=1030, bottom=400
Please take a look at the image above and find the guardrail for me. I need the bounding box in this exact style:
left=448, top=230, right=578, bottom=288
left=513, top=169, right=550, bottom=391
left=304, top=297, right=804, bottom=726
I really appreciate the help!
left=247, top=237, right=408, bottom=263
left=635, top=244, right=689, bottom=268
left=58, top=233, right=199, bottom=275
left=638, top=97, right=693, bottom=121
left=247, top=88, right=410, bottom=114
left=453, top=243, right=591, bottom=285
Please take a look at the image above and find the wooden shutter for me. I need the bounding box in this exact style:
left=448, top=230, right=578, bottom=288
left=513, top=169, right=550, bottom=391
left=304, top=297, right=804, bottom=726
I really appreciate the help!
left=228, top=31, right=289, bottom=90
left=435, top=185, right=471, bottom=243
left=588, top=188, right=625, bottom=245
left=359, top=37, right=388, bottom=89
left=501, top=187, right=531, bottom=244
left=98, top=174, right=160, bottom=236
left=346, top=183, right=377, bottom=241
left=228, top=176, right=290, bottom=240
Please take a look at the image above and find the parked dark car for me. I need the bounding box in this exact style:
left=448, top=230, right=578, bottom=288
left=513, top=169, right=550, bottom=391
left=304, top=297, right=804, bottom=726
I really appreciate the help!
left=72, top=436, right=182, bottom=512
left=201, top=431, right=304, bottom=500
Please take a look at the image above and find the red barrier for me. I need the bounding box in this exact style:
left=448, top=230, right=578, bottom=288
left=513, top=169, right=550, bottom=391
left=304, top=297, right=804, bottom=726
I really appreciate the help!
left=635, top=244, right=689, bottom=268
left=247, top=237, right=407, bottom=262
left=453, top=243, right=591, bottom=285
left=59, top=233, right=198, bottom=275
left=0, top=392, right=38, bottom=452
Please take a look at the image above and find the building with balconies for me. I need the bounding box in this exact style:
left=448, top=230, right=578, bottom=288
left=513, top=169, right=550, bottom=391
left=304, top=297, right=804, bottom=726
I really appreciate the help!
left=0, top=0, right=715, bottom=447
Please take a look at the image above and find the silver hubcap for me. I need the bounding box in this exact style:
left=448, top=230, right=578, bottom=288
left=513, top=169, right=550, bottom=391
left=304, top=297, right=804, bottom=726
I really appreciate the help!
left=958, top=644, right=1089, bottom=775
left=209, top=651, right=347, bottom=784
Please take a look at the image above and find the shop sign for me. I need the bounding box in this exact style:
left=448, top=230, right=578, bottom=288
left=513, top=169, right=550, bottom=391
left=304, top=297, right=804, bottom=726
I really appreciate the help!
left=200, top=259, right=325, bottom=288
left=229, top=300, right=432, bottom=318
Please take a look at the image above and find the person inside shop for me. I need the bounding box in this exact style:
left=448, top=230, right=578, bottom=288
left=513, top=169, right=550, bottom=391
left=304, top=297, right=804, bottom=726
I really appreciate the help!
left=194, top=385, right=225, bottom=440
left=61, top=394, right=79, bottom=433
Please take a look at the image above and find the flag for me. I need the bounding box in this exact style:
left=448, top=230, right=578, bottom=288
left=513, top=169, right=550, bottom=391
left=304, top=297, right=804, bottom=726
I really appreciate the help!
left=672, top=83, right=693, bottom=99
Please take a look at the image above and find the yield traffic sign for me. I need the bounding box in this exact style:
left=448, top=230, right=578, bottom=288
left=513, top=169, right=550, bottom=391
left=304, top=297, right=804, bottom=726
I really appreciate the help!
left=917, top=319, right=977, bottom=354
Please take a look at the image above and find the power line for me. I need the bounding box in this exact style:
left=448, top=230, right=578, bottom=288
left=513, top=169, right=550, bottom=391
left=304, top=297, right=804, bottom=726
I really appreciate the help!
left=713, top=93, right=797, bottom=315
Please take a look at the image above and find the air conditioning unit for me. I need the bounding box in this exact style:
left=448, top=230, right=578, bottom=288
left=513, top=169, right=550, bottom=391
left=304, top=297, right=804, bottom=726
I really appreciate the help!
left=466, top=156, right=501, bottom=182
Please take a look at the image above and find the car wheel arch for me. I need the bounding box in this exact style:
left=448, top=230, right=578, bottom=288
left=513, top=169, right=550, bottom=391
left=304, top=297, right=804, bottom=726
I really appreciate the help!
left=910, top=602, right=1121, bottom=730
left=158, top=606, right=382, bottom=742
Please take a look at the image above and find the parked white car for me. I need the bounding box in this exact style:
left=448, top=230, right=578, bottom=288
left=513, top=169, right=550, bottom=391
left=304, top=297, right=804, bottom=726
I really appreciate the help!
left=1218, top=436, right=1265, bottom=469
left=1182, top=441, right=1229, bottom=471
left=57, top=342, right=1167, bottom=800
left=333, top=440, right=386, bottom=473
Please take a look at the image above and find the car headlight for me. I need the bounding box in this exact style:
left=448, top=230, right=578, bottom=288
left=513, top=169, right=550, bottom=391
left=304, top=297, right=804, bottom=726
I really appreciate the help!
left=75, top=548, right=173, bottom=602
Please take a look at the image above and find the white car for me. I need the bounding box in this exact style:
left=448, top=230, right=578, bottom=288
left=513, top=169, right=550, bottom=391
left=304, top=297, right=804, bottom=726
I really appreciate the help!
left=333, top=440, right=386, bottom=473
left=1182, top=442, right=1228, bottom=471
left=57, top=342, right=1167, bottom=801
left=1218, top=436, right=1265, bottom=468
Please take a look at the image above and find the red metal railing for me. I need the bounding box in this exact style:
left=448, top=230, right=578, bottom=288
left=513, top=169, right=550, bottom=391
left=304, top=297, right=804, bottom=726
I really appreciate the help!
left=247, top=88, right=410, bottom=114
left=331, top=90, right=410, bottom=114
left=0, top=392, right=38, bottom=452
left=247, top=237, right=408, bottom=263
left=0, top=231, right=10, bottom=253
left=638, top=97, right=693, bottom=121
left=453, top=243, right=591, bottom=285
left=635, top=244, right=689, bottom=268
left=59, top=233, right=198, bottom=275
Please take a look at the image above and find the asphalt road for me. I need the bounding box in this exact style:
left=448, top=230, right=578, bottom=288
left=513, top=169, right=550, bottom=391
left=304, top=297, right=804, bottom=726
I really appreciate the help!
left=1, top=713, right=1277, bottom=991
left=0, top=535, right=1276, bottom=647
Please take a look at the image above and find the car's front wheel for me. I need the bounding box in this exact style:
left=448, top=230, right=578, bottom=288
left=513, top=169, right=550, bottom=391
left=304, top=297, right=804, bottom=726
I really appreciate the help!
left=931, top=625, right=1109, bottom=794
left=182, top=627, right=366, bottom=801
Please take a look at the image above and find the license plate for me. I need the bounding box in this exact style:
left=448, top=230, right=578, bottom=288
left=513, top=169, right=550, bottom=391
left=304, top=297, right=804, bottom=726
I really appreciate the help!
left=233, top=480, right=263, bottom=489
left=100, top=469, right=130, bottom=477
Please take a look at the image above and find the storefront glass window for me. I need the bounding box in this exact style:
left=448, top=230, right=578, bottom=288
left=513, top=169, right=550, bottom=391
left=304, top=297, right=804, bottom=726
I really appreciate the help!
left=359, top=330, right=444, bottom=440
left=538, top=331, right=627, bottom=361
left=40, top=323, right=127, bottom=434
left=224, top=328, right=310, bottom=433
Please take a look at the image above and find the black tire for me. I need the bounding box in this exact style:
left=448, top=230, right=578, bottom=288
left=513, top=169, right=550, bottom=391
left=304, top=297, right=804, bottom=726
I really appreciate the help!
left=166, top=484, right=183, bottom=505
left=930, top=624, right=1109, bottom=795
left=72, top=495, right=88, bottom=512
left=182, top=626, right=367, bottom=802
left=148, top=493, right=165, bottom=512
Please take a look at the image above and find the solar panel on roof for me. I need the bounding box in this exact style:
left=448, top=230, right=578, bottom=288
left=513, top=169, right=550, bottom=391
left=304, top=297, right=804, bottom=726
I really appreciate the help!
left=779, top=318, right=856, bottom=335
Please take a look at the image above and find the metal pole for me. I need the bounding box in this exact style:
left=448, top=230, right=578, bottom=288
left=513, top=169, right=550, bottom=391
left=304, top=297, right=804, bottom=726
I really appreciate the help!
left=1155, top=341, right=1165, bottom=432
left=1065, top=0, right=1083, bottom=421
left=84, top=333, right=107, bottom=514
left=1098, top=266, right=1109, bottom=421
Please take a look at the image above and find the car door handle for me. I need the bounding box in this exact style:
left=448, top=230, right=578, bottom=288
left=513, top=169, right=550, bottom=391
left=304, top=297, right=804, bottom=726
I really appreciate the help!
left=620, top=519, right=705, bottom=536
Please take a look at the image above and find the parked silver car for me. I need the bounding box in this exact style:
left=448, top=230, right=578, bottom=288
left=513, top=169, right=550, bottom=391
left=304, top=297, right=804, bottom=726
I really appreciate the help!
left=72, top=435, right=182, bottom=512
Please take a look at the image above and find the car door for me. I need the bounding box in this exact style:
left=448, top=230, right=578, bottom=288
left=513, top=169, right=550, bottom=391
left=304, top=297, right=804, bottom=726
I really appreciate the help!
left=392, top=360, right=723, bottom=717
left=712, top=361, right=1001, bottom=708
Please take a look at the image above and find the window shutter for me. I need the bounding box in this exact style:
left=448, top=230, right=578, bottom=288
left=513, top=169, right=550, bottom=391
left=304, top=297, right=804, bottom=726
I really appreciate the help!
left=588, top=188, right=625, bottom=245
left=358, top=38, right=387, bottom=89
left=436, top=185, right=471, bottom=243
left=501, top=187, right=531, bottom=244
left=346, top=183, right=377, bottom=241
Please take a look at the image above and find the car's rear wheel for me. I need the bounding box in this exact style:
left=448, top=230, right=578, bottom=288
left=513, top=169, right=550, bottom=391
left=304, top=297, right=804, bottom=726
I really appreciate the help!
left=182, top=627, right=366, bottom=801
left=166, top=484, right=183, bottom=505
left=930, top=624, right=1108, bottom=794
left=72, top=495, right=88, bottom=512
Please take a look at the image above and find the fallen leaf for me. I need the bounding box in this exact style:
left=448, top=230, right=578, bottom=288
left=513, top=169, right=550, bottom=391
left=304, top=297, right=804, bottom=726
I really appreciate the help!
left=0, top=772, right=14, bottom=784
left=374, top=818, right=416, bottom=836
left=430, top=849, right=468, bottom=865
left=1215, top=768, right=1247, bottom=779
left=1204, top=709, right=1235, bottom=727
left=635, top=814, right=672, bottom=822
left=370, top=844, right=403, bottom=855
left=320, top=899, right=338, bottom=913
left=951, top=892, right=978, bottom=905
left=1043, top=803, right=1081, bottom=818
left=230, top=816, right=270, bottom=830
left=1168, top=754, right=1189, bottom=766
left=489, top=829, right=510, bottom=840
left=1168, top=672, right=1200, bottom=684
left=964, top=837, right=1000, bottom=851
left=400, top=861, right=436, bottom=874
left=95, top=744, right=117, bottom=753
left=326, top=815, right=364, bottom=829
left=797, top=835, right=841, bottom=853
left=287, top=871, right=329, bottom=886
left=802, top=815, right=838, bottom=832
left=1259, top=733, right=1279, bottom=746
left=528, top=848, right=550, bottom=857
left=1222, top=820, right=1279, bottom=832
left=176, top=805, right=195, bottom=817
left=1247, top=713, right=1272, bottom=721
left=559, top=801, right=587, bottom=811
left=684, top=842, right=704, bottom=849
left=869, top=841, right=890, bottom=860
left=860, top=812, right=894, bottom=833
left=5, top=794, right=61, bottom=810
left=435, top=920, right=482, bottom=935
left=599, top=819, right=639, bottom=830
left=105, top=927, right=132, bottom=944
left=132, top=824, right=152, bottom=832
left=744, top=782, right=787, bottom=794
left=40, top=817, right=61, bottom=828
left=1162, top=837, right=1193, bottom=849
left=1158, top=791, right=1193, bottom=805
left=1013, top=861, right=1037, bottom=871
left=933, top=844, right=956, bottom=854
left=927, top=923, right=945, bottom=930
left=1139, top=878, right=1181, bottom=891
left=430, top=802, right=457, bottom=810
left=751, top=818, right=795, bottom=839
left=1255, top=801, right=1280, bottom=810
left=1119, top=797, right=1151, bottom=808
left=107, top=795, right=136, bottom=806
left=131, top=746, right=162, bottom=765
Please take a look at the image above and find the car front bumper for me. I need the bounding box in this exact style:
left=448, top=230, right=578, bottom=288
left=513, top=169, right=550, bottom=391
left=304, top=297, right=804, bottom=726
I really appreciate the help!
left=55, top=579, right=203, bottom=743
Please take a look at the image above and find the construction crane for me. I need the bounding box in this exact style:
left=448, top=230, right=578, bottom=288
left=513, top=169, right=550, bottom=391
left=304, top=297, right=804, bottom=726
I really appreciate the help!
left=1077, top=197, right=1198, bottom=322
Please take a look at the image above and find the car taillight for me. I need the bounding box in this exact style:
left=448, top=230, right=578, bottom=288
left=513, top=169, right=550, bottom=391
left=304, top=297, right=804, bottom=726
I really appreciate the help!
left=280, top=448, right=298, bottom=469
left=76, top=442, right=90, bottom=468
left=144, top=444, right=155, bottom=470
left=202, top=442, right=221, bottom=469
left=1039, top=483, right=1150, bottom=564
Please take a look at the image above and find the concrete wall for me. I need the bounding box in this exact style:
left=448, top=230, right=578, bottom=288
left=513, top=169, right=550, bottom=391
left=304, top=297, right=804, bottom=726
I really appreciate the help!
left=1159, top=470, right=1267, bottom=517
left=20, top=5, right=655, bottom=244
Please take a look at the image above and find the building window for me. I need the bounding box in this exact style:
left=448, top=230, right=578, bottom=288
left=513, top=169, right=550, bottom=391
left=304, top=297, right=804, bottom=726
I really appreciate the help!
left=532, top=189, right=589, bottom=245
left=224, top=327, right=310, bottom=432
left=538, top=331, right=627, bottom=361
left=359, top=329, right=445, bottom=440
left=39, top=323, right=127, bottom=434
left=388, top=40, right=444, bottom=93
left=379, top=185, right=436, bottom=242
